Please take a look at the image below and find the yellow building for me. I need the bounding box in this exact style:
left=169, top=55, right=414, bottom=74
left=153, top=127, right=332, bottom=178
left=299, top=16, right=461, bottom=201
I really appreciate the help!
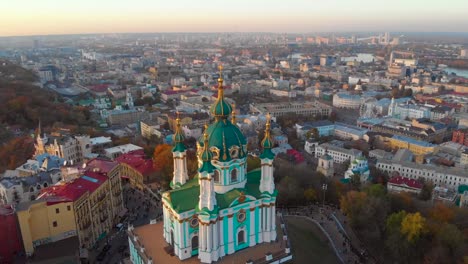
left=16, top=199, right=76, bottom=256
left=116, top=151, right=156, bottom=190
left=385, top=135, right=438, bottom=163
left=24, top=159, right=125, bottom=251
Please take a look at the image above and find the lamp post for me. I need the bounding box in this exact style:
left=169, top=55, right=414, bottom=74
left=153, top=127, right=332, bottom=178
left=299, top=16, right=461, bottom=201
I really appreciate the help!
left=322, top=183, right=328, bottom=213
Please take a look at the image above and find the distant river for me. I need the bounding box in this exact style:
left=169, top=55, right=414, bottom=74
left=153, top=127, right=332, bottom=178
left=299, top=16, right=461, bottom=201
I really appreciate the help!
left=445, top=67, right=468, bottom=78
left=341, top=53, right=375, bottom=63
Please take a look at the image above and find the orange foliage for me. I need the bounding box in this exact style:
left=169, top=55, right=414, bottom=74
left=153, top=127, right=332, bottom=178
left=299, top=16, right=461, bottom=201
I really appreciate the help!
left=429, top=203, right=455, bottom=223
left=153, top=144, right=173, bottom=173
left=0, top=136, right=34, bottom=172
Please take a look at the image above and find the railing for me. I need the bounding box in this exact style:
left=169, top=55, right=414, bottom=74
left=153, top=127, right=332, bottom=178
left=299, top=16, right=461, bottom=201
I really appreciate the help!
left=249, top=213, right=293, bottom=264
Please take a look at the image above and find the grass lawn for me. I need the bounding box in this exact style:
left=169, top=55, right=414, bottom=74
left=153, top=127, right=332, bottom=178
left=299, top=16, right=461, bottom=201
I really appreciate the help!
left=286, top=216, right=340, bottom=264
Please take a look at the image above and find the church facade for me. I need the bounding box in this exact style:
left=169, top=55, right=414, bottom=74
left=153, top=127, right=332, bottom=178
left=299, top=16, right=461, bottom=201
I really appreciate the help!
left=161, top=66, right=278, bottom=263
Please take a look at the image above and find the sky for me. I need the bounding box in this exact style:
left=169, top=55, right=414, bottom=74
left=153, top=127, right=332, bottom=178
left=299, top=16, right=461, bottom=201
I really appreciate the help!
left=1, top=0, right=468, bottom=36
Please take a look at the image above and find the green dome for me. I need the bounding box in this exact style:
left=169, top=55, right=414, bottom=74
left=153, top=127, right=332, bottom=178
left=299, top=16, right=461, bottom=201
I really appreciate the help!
left=199, top=119, right=247, bottom=162
left=199, top=133, right=215, bottom=173
left=210, top=97, right=232, bottom=118
left=172, top=116, right=186, bottom=152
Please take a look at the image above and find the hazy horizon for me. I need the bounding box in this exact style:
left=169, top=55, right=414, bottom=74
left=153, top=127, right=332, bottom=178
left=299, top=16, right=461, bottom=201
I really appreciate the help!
left=2, top=0, right=468, bottom=37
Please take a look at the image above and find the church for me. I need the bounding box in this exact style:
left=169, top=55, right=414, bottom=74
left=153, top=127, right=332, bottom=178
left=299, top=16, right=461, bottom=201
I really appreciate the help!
left=161, top=66, right=278, bottom=263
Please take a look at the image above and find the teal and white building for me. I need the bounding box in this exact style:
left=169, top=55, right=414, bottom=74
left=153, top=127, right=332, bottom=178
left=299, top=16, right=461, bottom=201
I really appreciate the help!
left=162, top=67, right=278, bottom=263
left=344, top=156, right=370, bottom=182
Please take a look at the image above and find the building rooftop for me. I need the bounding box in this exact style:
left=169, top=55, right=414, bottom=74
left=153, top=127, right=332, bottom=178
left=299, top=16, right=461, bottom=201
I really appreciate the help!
left=388, top=176, right=423, bottom=189
left=392, top=135, right=437, bottom=147
left=90, top=136, right=112, bottom=146
left=85, top=158, right=119, bottom=174
left=377, top=159, right=468, bottom=178
left=37, top=172, right=107, bottom=205
left=104, top=144, right=143, bottom=155
left=129, top=219, right=285, bottom=264
left=116, top=151, right=155, bottom=176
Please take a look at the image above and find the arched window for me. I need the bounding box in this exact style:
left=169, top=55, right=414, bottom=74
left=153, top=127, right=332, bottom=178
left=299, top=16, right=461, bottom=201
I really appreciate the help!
left=43, top=182, right=48, bottom=188
left=231, top=169, right=238, bottom=183
left=213, top=170, right=220, bottom=183
left=238, top=230, right=245, bottom=244
left=191, top=235, right=199, bottom=250
left=29, top=187, right=34, bottom=193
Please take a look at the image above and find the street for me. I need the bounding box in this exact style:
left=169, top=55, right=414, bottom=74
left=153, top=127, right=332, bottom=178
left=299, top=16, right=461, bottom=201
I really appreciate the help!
left=88, top=184, right=163, bottom=264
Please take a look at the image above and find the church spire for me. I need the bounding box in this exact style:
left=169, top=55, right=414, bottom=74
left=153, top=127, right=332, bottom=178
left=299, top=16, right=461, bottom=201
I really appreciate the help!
left=199, top=130, right=215, bottom=173
left=231, top=103, right=237, bottom=125
left=171, top=112, right=188, bottom=189
left=172, top=112, right=186, bottom=152
left=37, top=119, right=42, bottom=138
left=260, top=113, right=275, bottom=160
left=210, top=65, right=232, bottom=119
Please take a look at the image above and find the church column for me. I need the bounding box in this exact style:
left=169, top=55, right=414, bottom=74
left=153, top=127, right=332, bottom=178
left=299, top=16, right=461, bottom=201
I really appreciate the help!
left=249, top=208, right=256, bottom=246
left=264, top=205, right=271, bottom=242
left=219, top=217, right=225, bottom=257
left=201, top=224, right=206, bottom=252
left=227, top=214, right=234, bottom=254
left=207, top=223, right=212, bottom=252
left=271, top=204, right=277, bottom=241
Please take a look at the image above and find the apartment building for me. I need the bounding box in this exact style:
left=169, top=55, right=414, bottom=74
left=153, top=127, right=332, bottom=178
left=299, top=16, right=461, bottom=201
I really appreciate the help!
left=315, top=142, right=362, bottom=163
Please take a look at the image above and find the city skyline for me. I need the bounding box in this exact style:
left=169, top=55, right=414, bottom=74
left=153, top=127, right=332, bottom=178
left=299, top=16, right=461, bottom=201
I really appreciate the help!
left=2, top=0, right=468, bottom=37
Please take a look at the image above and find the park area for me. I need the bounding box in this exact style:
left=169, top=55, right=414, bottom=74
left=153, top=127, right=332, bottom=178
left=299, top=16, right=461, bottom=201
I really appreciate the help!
left=286, top=217, right=340, bottom=264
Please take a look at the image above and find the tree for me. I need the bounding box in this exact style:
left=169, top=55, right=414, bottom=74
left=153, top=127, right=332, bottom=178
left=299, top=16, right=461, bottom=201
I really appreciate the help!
left=386, top=210, right=407, bottom=233
left=340, top=191, right=368, bottom=227
left=419, top=181, right=434, bottom=201
left=401, top=212, right=426, bottom=243
left=350, top=173, right=361, bottom=190
left=306, top=128, right=319, bottom=140
left=436, top=224, right=464, bottom=259
left=429, top=202, right=454, bottom=224
left=153, top=144, right=174, bottom=189
left=304, top=188, right=317, bottom=204
left=365, top=184, right=386, bottom=198
left=403, top=88, right=413, bottom=97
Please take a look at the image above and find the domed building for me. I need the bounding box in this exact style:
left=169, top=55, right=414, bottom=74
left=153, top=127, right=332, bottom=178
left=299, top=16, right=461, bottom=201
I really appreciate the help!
left=162, top=66, right=278, bottom=263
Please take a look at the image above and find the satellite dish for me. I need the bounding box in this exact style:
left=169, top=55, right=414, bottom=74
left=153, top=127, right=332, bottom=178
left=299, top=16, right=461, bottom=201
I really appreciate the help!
left=82, top=163, right=87, bottom=169
left=63, top=161, right=67, bottom=166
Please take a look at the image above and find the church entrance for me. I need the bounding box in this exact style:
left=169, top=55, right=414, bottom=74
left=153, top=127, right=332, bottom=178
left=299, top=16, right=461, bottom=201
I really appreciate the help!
left=170, top=230, right=174, bottom=246
left=191, top=235, right=198, bottom=250
left=237, top=230, right=245, bottom=244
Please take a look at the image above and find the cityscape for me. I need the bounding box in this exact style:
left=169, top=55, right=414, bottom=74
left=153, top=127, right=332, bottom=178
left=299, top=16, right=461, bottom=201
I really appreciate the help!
left=1, top=1, right=468, bottom=264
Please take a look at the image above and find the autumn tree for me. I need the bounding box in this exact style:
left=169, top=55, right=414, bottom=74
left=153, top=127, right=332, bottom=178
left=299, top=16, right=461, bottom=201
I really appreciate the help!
left=401, top=212, right=426, bottom=243
left=153, top=144, right=174, bottom=189
left=304, top=188, right=317, bottom=204
left=340, top=191, right=368, bottom=227
left=429, top=202, right=455, bottom=224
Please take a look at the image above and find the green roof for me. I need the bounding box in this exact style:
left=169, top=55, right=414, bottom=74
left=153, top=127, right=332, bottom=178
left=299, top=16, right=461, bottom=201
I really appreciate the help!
left=458, top=185, right=468, bottom=194
left=172, top=142, right=186, bottom=152
left=164, top=169, right=272, bottom=213
left=199, top=119, right=247, bottom=162
left=210, top=97, right=232, bottom=117
left=260, top=148, right=275, bottom=160
left=198, top=160, right=215, bottom=173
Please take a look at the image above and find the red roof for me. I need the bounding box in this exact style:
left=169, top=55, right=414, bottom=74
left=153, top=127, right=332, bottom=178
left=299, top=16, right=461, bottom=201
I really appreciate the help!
left=88, top=84, right=109, bottom=92
left=116, top=152, right=155, bottom=176
left=86, top=158, right=119, bottom=174
left=388, top=176, right=423, bottom=189
left=38, top=172, right=108, bottom=205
